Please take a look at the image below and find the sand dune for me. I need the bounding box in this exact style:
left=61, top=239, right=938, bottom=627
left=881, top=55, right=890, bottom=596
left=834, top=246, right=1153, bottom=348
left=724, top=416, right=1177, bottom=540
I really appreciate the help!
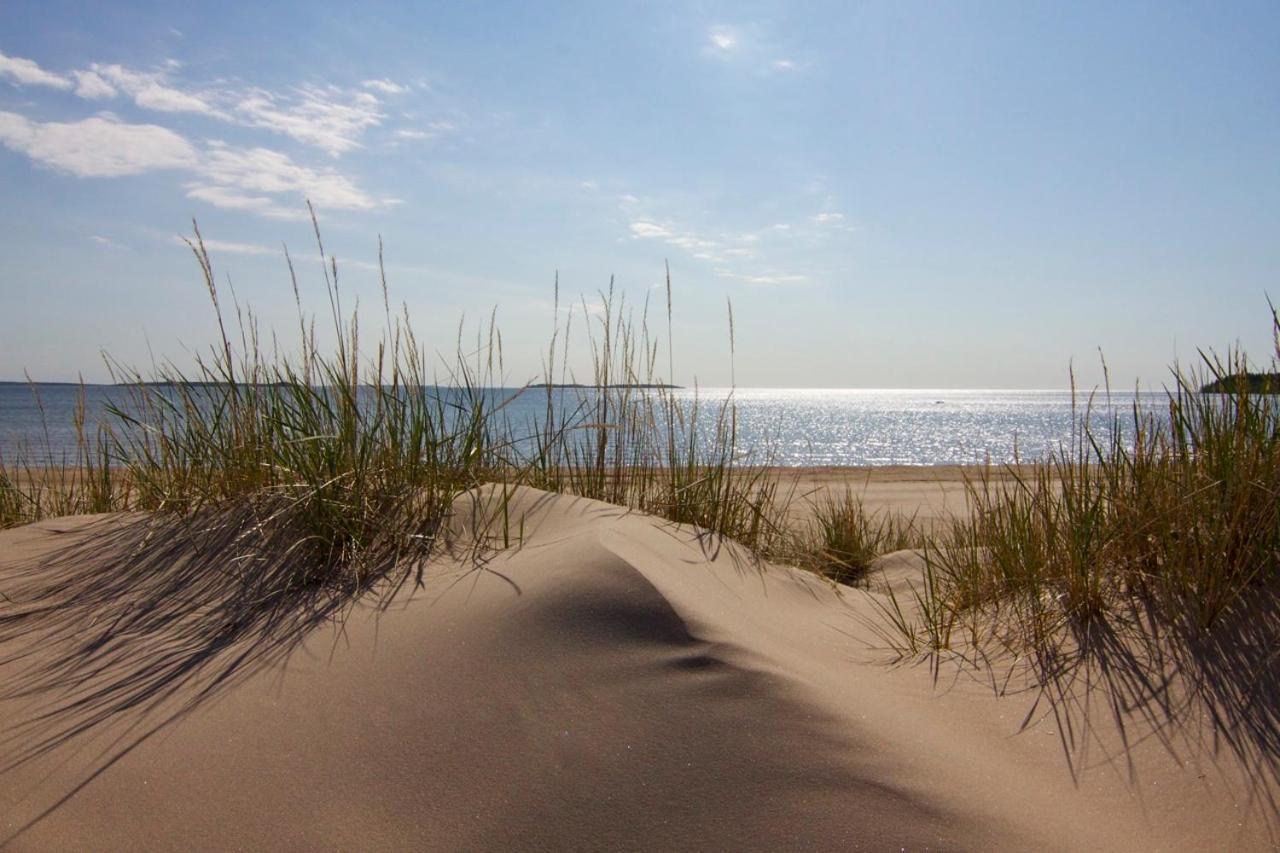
left=0, top=485, right=1274, bottom=850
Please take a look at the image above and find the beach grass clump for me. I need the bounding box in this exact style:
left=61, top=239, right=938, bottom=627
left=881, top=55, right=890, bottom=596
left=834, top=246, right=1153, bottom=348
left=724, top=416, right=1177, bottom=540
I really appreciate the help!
left=804, top=489, right=919, bottom=584
left=522, top=276, right=789, bottom=554
left=879, top=306, right=1280, bottom=659
left=96, top=221, right=522, bottom=589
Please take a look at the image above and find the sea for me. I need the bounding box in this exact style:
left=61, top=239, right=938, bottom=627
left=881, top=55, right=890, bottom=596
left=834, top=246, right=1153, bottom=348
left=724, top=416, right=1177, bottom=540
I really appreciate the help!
left=0, top=382, right=1171, bottom=467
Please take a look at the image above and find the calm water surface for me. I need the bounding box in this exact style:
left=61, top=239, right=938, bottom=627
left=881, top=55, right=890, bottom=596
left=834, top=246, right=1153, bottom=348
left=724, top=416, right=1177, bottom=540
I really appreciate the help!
left=0, top=383, right=1166, bottom=467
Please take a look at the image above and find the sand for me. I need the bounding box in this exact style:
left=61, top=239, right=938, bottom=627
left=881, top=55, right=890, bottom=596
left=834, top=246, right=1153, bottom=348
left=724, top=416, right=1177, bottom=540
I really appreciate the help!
left=0, top=469, right=1274, bottom=851
left=768, top=464, right=1032, bottom=531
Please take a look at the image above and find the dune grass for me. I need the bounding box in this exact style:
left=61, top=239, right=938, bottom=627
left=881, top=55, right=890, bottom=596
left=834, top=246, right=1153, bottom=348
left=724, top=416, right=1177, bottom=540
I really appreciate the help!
left=0, top=213, right=793, bottom=593
left=798, top=489, right=921, bottom=585
left=874, top=309, right=1280, bottom=661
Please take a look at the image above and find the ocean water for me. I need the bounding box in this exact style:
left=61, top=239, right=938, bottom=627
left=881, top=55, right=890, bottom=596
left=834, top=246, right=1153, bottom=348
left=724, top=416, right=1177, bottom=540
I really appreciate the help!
left=0, top=382, right=1167, bottom=467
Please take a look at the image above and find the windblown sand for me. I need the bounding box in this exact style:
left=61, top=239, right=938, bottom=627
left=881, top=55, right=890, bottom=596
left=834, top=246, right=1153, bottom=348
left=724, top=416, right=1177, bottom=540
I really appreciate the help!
left=0, top=472, right=1274, bottom=850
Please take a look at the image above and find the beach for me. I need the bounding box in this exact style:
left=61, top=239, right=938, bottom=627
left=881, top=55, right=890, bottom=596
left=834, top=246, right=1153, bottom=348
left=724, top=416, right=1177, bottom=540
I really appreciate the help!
left=1, top=472, right=1273, bottom=851
left=3, top=3, right=1278, bottom=849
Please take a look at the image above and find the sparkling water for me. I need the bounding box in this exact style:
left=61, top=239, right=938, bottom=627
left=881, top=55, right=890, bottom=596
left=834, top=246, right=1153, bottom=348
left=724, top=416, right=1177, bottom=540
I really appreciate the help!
left=0, top=383, right=1168, bottom=467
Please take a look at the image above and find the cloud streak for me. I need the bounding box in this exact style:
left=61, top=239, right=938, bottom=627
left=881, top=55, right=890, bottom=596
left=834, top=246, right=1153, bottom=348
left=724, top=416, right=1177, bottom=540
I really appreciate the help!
left=92, top=63, right=220, bottom=115
left=362, top=78, right=407, bottom=95
left=0, top=107, right=382, bottom=220
left=0, top=50, right=426, bottom=157
left=0, top=50, right=72, bottom=89
left=233, top=86, right=383, bottom=156
left=0, top=111, right=199, bottom=177
left=625, top=195, right=850, bottom=286
left=193, top=142, right=377, bottom=213
left=171, top=234, right=277, bottom=256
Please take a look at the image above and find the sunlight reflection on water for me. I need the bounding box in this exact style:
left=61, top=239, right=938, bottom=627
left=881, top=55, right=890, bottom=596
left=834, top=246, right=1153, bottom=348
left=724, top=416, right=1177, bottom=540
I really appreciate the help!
left=0, top=384, right=1167, bottom=467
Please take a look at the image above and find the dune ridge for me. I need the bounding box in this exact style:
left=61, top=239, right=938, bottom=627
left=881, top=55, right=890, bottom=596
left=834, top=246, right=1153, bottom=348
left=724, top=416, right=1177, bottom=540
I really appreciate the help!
left=0, top=485, right=1273, bottom=851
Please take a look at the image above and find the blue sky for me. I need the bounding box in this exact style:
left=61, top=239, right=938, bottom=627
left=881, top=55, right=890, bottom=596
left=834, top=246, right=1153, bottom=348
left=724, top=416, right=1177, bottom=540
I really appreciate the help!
left=1, top=1, right=1277, bottom=387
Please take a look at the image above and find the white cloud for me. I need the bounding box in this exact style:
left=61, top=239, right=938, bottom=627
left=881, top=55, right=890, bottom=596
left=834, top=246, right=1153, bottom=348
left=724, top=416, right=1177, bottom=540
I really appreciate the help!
left=0, top=107, right=382, bottom=218
left=625, top=209, right=830, bottom=284
left=619, top=193, right=639, bottom=206
left=630, top=218, right=738, bottom=260
left=183, top=185, right=307, bottom=220
left=92, top=63, right=219, bottom=115
left=233, top=85, right=383, bottom=156
left=90, top=234, right=117, bottom=246
left=0, top=50, right=424, bottom=159
left=362, top=78, right=407, bottom=95
left=171, top=234, right=278, bottom=255
left=708, top=26, right=738, bottom=52
left=0, top=50, right=71, bottom=90
left=702, top=26, right=802, bottom=74
left=0, top=110, right=199, bottom=177
left=0, top=54, right=412, bottom=216
left=71, top=70, right=116, bottom=99
left=580, top=180, right=599, bottom=191
left=195, top=142, right=377, bottom=211
left=392, top=120, right=454, bottom=142
left=2, top=54, right=427, bottom=156
left=629, top=221, right=674, bottom=239
left=666, top=234, right=718, bottom=251
left=629, top=218, right=738, bottom=258
left=811, top=212, right=844, bottom=224
left=715, top=269, right=806, bottom=285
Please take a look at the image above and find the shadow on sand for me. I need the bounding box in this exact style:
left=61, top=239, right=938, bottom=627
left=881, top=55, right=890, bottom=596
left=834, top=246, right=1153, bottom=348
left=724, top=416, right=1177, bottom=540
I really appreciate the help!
left=999, top=593, right=1280, bottom=840
left=0, top=507, right=436, bottom=838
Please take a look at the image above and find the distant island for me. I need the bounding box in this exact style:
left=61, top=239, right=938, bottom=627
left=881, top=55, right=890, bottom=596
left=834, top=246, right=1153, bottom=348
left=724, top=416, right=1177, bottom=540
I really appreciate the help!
left=1200, top=372, right=1280, bottom=394
left=114, top=381, right=293, bottom=388
left=108, top=381, right=685, bottom=390
left=526, top=383, right=683, bottom=390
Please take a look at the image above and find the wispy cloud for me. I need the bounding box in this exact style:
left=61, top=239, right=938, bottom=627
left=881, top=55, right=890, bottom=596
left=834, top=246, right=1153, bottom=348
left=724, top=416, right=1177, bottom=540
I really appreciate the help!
left=362, top=78, right=407, bottom=95
left=624, top=193, right=849, bottom=286
left=195, top=142, right=377, bottom=211
left=701, top=25, right=804, bottom=74
left=0, top=104, right=384, bottom=220
left=183, top=185, right=305, bottom=220
left=392, top=120, right=455, bottom=143
left=706, top=25, right=740, bottom=55
left=0, top=50, right=72, bottom=90
left=0, top=50, right=411, bottom=157
left=714, top=269, right=806, bottom=285
left=233, top=85, right=383, bottom=156
left=91, top=63, right=220, bottom=115
left=71, top=69, right=116, bottom=99
left=629, top=220, right=674, bottom=239
left=0, top=110, right=199, bottom=177
left=629, top=217, right=751, bottom=262
left=170, top=234, right=277, bottom=256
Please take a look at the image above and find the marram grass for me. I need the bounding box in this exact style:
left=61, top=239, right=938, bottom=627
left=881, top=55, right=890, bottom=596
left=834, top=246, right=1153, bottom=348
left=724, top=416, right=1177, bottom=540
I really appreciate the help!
left=873, top=308, right=1280, bottom=662
left=0, top=214, right=792, bottom=592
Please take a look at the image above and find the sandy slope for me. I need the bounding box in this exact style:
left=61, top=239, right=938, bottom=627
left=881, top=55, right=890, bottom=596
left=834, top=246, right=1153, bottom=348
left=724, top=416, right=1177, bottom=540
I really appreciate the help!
left=0, top=486, right=1274, bottom=851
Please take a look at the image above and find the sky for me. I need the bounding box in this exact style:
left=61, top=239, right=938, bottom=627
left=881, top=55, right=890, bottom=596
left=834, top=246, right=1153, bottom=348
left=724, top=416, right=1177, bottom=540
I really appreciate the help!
left=0, top=1, right=1277, bottom=388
